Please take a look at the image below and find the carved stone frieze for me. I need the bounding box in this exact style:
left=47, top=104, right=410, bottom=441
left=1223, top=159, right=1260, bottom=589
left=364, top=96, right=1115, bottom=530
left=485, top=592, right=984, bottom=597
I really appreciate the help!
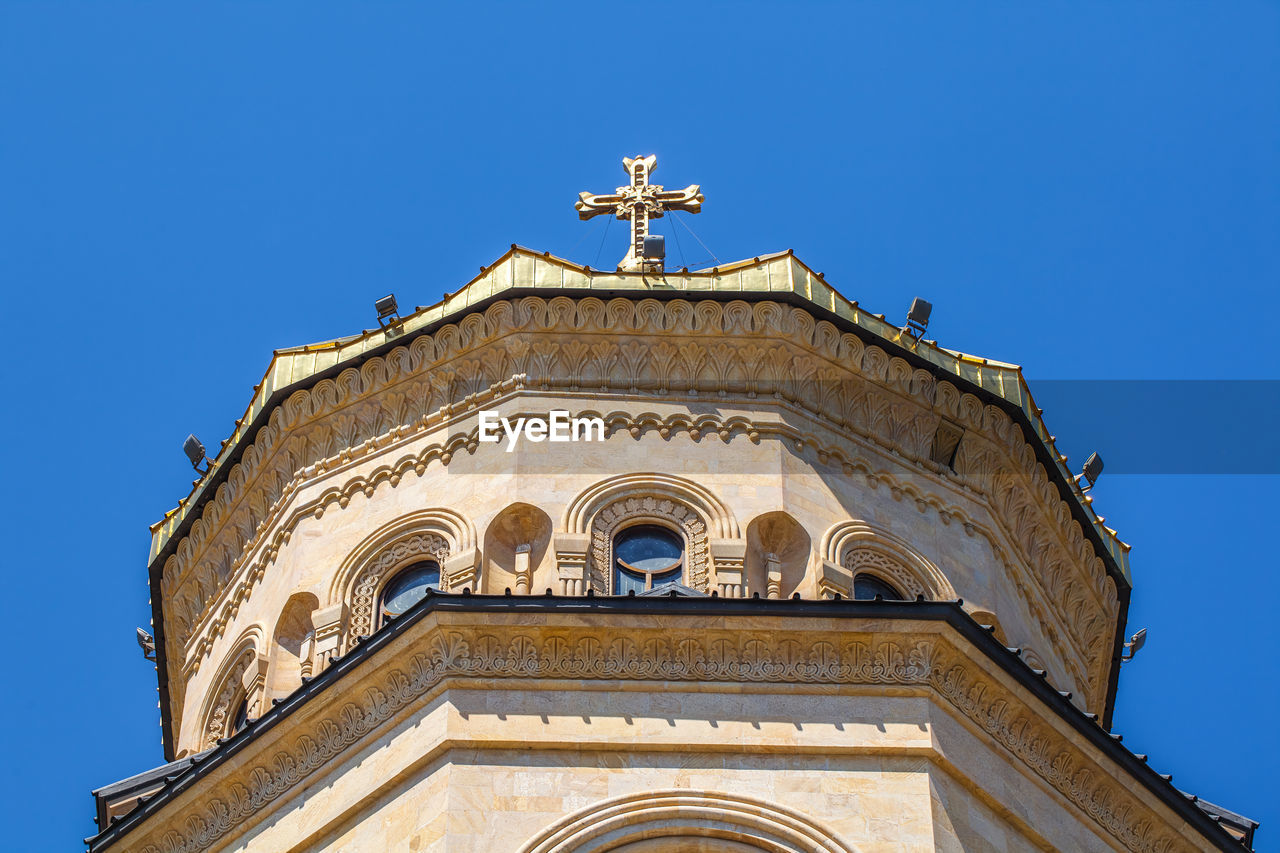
left=132, top=617, right=1199, bottom=853
left=171, top=405, right=1106, bottom=713
left=158, top=296, right=1121, bottom=717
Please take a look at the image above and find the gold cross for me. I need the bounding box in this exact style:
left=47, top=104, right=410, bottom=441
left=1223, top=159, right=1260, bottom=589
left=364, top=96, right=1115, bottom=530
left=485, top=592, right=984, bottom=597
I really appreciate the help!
left=575, top=155, right=703, bottom=272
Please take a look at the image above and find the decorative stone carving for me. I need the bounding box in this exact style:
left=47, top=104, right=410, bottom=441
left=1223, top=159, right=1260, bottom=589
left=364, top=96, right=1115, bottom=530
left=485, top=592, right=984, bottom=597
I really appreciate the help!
left=347, top=533, right=450, bottom=643
left=484, top=502, right=554, bottom=595
left=553, top=532, right=590, bottom=596
left=744, top=511, right=811, bottom=600
left=710, top=540, right=747, bottom=598
left=842, top=548, right=927, bottom=599
left=158, top=296, right=1121, bottom=723
left=310, top=603, right=345, bottom=664
left=200, top=647, right=259, bottom=751
left=589, top=496, right=710, bottom=594
left=820, top=520, right=957, bottom=602
left=442, top=548, right=481, bottom=593
left=137, top=617, right=1199, bottom=853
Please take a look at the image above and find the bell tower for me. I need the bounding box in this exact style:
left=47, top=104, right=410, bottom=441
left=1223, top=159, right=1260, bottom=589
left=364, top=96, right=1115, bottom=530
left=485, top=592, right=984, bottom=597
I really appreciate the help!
left=88, top=164, right=1257, bottom=851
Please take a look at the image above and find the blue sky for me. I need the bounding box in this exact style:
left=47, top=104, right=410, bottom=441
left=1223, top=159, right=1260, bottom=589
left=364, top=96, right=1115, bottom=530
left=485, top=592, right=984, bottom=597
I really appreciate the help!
left=1, top=2, right=1276, bottom=847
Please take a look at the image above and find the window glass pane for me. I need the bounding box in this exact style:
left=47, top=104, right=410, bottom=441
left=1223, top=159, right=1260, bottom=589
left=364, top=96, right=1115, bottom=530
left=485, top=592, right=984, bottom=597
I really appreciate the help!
left=613, top=524, right=684, bottom=592
left=614, top=526, right=682, bottom=573
left=651, top=566, right=682, bottom=586
left=614, top=567, right=648, bottom=595
left=381, top=561, right=441, bottom=617
left=232, top=696, right=249, bottom=733
left=853, top=573, right=902, bottom=601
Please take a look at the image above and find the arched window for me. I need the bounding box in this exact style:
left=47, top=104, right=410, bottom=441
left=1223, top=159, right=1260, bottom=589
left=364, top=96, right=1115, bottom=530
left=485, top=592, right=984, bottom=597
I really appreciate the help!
left=853, top=573, right=902, bottom=601
left=613, top=525, right=683, bottom=593
left=378, top=560, right=441, bottom=626
left=231, top=695, right=250, bottom=734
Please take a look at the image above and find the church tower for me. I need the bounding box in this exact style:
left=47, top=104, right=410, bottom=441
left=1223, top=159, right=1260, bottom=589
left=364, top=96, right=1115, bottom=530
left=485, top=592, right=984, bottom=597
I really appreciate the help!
left=89, top=157, right=1256, bottom=852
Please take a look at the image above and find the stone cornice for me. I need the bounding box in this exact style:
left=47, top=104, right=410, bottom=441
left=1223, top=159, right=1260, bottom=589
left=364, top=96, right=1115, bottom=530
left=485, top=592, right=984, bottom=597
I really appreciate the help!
left=151, top=295, right=1129, bottom=756
left=91, top=597, right=1239, bottom=853
left=149, top=254, right=1128, bottom=577
left=171, top=392, right=1100, bottom=710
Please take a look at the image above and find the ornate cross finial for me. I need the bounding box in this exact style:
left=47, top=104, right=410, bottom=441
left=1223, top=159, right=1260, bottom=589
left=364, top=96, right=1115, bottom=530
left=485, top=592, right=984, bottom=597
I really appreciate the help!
left=575, top=155, right=703, bottom=272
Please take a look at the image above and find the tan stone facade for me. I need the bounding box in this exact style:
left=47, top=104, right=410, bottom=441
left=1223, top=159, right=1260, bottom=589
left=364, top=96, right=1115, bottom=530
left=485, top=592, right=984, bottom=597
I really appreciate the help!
left=89, top=251, right=1251, bottom=852
left=108, top=609, right=1233, bottom=852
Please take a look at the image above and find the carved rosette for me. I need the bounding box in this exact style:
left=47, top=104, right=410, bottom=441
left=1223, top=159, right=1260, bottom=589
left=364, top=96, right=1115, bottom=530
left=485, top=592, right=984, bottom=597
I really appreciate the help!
left=589, top=497, right=710, bottom=594
left=347, top=533, right=451, bottom=641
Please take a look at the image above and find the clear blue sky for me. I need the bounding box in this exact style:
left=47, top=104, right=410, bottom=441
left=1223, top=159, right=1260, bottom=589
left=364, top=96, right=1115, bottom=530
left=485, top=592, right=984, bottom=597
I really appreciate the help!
left=1, top=2, right=1276, bottom=848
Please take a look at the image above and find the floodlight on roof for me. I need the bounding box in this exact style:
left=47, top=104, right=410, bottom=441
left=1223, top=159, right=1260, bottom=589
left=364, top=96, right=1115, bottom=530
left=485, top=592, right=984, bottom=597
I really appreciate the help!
left=1077, top=452, right=1104, bottom=491
left=183, top=434, right=211, bottom=473
left=641, top=235, right=665, bottom=261
left=903, top=297, right=932, bottom=341
left=1122, top=627, right=1147, bottom=662
left=375, top=294, right=400, bottom=328
left=136, top=627, right=156, bottom=661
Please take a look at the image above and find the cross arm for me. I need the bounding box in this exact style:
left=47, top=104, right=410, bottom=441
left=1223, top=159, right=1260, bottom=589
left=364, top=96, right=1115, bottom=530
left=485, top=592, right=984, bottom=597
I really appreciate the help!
left=652, top=184, right=703, bottom=216
left=575, top=191, right=623, bottom=221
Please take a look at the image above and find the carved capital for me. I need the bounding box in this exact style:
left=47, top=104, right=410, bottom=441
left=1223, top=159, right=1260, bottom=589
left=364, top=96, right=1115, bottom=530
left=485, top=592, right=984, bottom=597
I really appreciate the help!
left=818, top=560, right=852, bottom=600
left=554, top=533, right=590, bottom=596
left=443, top=547, right=480, bottom=593
left=710, top=539, right=747, bottom=598
left=311, top=603, right=346, bottom=664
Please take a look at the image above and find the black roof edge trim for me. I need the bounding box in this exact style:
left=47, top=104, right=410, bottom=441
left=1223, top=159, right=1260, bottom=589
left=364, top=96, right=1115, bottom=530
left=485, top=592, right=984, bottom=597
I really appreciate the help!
left=1192, top=797, right=1259, bottom=849
left=145, top=281, right=1132, bottom=759
left=91, top=754, right=198, bottom=835
left=95, top=594, right=1247, bottom=853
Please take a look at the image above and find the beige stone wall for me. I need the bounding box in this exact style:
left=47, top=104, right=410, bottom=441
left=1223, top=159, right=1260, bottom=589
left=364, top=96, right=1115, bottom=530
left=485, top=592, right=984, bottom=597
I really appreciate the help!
left=112, top=612, right=1215, bottom=853
left=159, top=295, right=1122, bottom=760
left=174, top=405, right=1082, bottom=755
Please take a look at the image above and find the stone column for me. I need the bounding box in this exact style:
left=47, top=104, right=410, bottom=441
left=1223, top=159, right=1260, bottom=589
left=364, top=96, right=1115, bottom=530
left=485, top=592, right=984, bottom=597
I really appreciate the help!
left=817, top=559, right=852, bottom=600
left=710, top=539, right=747, bottom=597
left=311, top=603, right=345, bottom=668
left=554, top=533, right=590, bottom=595
left=242, top=653, right=269, bottom=718
left=444, top=547, right=481, bottom=593
left=513, top=544, right=532, bottom=595
left=765, top=552, right=783, bottom=599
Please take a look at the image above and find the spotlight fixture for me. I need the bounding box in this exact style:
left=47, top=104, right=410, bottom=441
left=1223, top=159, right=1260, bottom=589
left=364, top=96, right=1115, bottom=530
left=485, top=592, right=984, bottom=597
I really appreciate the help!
left=375, top=294, right=400, bottom=328
left=136, top=627, right=157, bottom=661
left=1076, top=451, right=1104, bottom=491
left=641, top=235, right=665, bottom=262
left=1121, top=627, right=1147, bottom=662
left=903, top=297, right=932, bottom=340
left=183, top=434, right=211, bottom=473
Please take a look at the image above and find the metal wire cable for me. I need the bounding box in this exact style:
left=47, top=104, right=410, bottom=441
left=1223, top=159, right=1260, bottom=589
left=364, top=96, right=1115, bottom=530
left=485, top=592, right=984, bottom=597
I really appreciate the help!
left=671, top=212, right=720, bottom=268
left=564, top=215, right=602, bottom=261
left=593, top=214, right=613, bottom=267
left=666, top=213, right=688, bottom=269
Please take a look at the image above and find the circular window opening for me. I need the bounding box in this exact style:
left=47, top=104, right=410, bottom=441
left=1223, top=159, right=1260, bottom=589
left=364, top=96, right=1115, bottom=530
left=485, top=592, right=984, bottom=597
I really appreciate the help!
left=614, top=524, right=684, bottom=593
left=379, top=561, right=442, bottom=623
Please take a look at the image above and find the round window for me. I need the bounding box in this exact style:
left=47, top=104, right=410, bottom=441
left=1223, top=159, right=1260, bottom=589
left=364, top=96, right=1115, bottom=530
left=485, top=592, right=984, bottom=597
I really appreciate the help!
left=379, top=561, right=442, bottom=621
left=614, top=525, right=683, bottom=593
